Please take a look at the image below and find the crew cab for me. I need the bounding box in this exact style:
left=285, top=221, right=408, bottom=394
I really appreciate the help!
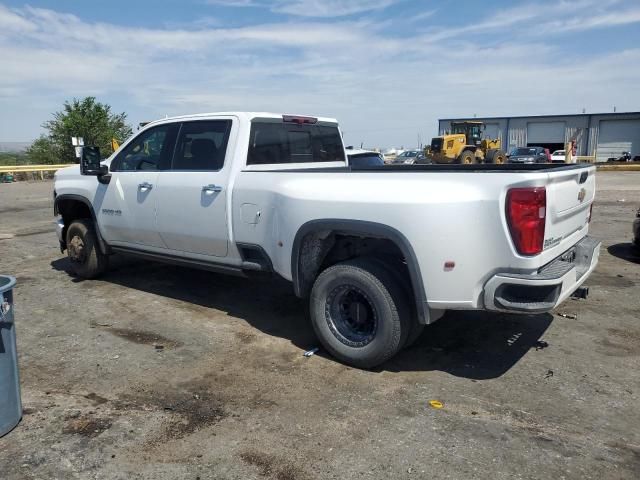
left=53, top=112, right=600, bottom=368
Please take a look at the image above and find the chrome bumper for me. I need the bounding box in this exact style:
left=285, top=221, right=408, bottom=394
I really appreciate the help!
left=484, top=236, right=601, bottom=313
left=55, top=218, right=64, bottom=243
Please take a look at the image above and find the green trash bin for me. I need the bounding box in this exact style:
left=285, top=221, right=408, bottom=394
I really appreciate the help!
left=0, top=275, right=21, bottom=437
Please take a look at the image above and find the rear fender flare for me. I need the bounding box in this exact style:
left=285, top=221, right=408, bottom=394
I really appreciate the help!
left=291, top=219, right=430, bottom=324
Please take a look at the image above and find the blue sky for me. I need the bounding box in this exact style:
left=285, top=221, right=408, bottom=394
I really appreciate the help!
left=1, top=0, right=639, bottom=148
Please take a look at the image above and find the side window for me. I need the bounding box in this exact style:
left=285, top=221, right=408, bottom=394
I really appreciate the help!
left=112, top=124, right=176, bottom=172
left=172, top=120, right=231, bottom=171
left=247, top=122, right=345, bottom=165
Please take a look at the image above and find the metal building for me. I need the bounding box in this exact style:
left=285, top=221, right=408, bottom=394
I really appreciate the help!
left=438, top=112, right=640, bottom=162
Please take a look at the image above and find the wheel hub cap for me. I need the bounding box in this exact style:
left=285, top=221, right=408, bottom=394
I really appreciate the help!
left=326, top=285, right=377, bottom=347
left=68, top=235, right=86, bottom=263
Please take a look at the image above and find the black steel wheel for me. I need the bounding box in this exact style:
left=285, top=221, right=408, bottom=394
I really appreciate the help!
left=326, top=284, right=378, bottom=347
left=310, top=258, right=410, bottom=368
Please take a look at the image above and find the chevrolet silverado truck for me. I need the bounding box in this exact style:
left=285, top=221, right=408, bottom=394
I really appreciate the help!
left=53, top=112, right=600, bottom=368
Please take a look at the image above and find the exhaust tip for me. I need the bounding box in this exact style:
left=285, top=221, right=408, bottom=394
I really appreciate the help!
left=571, top=286, right=589, bottom=299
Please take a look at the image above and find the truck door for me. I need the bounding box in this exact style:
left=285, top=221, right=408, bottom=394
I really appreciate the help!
left=97, top=123, right=178, bottom=247
left=154, top=119, right=234, bottom=257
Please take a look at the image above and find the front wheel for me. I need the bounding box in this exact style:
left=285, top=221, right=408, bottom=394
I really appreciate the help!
left=458, top=150, right=476, bottom=164
left=310, top=258, right=409, bottom=368
left=487, top=149, right=506, bottom=164
left=65, top=219, right=109, bottom=279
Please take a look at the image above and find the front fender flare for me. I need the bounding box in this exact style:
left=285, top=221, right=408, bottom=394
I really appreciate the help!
left=54, top=194, right=110, bottom=255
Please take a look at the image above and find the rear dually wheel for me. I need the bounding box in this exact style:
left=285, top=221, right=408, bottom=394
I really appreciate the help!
left=310, top=258, right=410, bottom=368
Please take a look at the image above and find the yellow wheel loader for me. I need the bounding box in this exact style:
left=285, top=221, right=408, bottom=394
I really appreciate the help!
left=428, top=121, right=506, bottom=164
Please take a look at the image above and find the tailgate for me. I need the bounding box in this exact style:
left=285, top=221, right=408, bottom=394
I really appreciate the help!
left=543, top=165, right=595, bottom=252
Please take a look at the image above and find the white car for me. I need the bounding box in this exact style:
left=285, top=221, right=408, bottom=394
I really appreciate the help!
left=53, top=112, right=600, bottom=368
left=346, top=148, right=385, bottom=167
left=551, top=150, right=566, bottom=163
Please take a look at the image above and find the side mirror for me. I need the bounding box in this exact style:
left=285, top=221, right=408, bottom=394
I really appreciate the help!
left=80, top=146, right=105, bottom=176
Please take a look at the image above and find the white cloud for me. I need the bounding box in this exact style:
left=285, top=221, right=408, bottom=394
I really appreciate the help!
left=0, top=4, right=35, bottom=32
left=540, top=7, right=640, bottom=32
left=204, top=0, right=260, bottom=7
left=415, top=0, right=622, bottom=43
left=0, top=1, right=639, bottom=146
left=272, top=0, right=398, bottom=17
left=205, top=0, right=400, bottom=17
left=408, top=9, right=436, bottom=22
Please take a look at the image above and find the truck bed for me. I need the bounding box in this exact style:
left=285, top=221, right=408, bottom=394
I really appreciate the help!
left=252, top=163, right=592, bottom=173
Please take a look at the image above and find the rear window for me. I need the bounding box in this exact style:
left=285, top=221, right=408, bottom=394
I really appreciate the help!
left=247, top=121, right=345, bottom=165
left=348, top=153, right=384, bottom=167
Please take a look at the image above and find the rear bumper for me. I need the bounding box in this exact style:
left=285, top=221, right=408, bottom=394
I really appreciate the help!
left=484, top=236, right=601, bottom=313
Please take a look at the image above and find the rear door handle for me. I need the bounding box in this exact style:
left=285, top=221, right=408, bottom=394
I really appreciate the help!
left=202, top=184, right=223, bottom=193
left=138, top=182, right=153, bottom=191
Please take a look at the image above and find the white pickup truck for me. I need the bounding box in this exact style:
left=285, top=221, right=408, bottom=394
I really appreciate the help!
left=53, top=112, right=600, bottom=367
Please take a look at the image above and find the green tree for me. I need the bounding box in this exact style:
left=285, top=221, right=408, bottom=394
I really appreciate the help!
left=28, top=97, right=133, bottom=164
left=25, top=135, right=59, bottom=165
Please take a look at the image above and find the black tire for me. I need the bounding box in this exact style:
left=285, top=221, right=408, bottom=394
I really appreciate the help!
left=404, top=319, right=425, bottom=348
left=65, top=219, right=109, bottom=279
left=486, top=149, right=506, bottom=164
left=367, top=256, right=424, bottom=348
left=310, top=258, right=410, bottom=368
left=458, top=150, right=475, bottom=164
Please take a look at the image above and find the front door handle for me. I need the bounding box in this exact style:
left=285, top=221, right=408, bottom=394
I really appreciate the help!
left=202, top=184, right=223, bottom=193
left=138, top=182, right=153, bottom=191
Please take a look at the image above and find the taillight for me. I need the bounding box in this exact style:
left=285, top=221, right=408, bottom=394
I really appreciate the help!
left=506, top=187, right=546, bottom=255
left=588, top=203, right=593, bottom=223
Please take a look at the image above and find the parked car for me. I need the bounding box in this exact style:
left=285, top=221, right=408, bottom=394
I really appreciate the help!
left=551, top=150, right=566, bottom=163
left=53, top=112, right=600, bottom=368
left=347, top=149, right=385, bottom=167
left=508, top=147, right=549, bottom=164
left=413, top=152, right=431, bottom=164
left=633, top=207, right=640, bottom=250
left=607, top=151, right=632, bottom=162
left=393, top=150, right=423, bottom=164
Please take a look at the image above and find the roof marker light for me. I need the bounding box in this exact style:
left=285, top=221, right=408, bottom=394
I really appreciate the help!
left=282, top=115, right=318, bottom=125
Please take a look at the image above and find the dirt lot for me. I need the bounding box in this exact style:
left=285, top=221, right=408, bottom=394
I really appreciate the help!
left=0, top=172, right=639, bottom=479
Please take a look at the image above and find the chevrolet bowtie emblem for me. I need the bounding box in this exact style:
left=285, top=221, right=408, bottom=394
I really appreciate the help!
left=578, top=188, right=586, bottom=203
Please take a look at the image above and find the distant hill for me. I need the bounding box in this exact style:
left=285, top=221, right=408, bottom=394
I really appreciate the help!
left=0, top=142, right=32, bottom=152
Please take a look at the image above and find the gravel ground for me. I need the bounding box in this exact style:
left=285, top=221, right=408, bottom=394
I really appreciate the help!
left=0, top=172, right=639, bottom=480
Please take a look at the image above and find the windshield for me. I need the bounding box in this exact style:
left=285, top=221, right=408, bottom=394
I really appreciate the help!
left=452, top=123, right=482, bottom=143
left=512, top=148, right=538, bottom=155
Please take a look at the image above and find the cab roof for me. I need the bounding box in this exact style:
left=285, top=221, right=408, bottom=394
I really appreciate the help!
left=145, top=112, right=339, bottom=127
